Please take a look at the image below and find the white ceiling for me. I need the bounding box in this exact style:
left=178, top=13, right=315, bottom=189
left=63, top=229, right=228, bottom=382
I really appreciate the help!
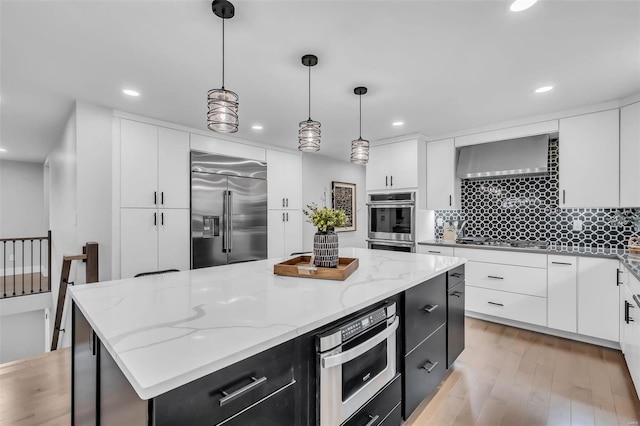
left=1, top=0, right=639, bottom=163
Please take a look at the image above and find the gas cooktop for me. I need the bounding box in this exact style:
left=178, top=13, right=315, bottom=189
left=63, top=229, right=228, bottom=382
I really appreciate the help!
left=455, top=237, right=549, bottom=250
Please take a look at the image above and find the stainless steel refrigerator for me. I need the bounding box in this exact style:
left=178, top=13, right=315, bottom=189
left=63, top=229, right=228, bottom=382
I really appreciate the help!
left=191, top=151, right=267, bottom=268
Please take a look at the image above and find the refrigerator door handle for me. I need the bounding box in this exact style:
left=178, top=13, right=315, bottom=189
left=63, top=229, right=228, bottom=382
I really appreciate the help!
left=228, top=191, right=233, bottom=253
left=222, top=191, right=228, bottom=252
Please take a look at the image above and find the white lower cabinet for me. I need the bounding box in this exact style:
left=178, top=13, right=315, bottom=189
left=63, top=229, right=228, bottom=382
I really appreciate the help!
left=577, top=257, right=620, bottom=342
left=120, top=208, right=190, bottom=279
left=416, top=245, right=454, bottom=256
left=268, top=210, right=302, bottom=258
left=547, top=255, right=578, bottom=333
left=466, top=286, right=547, bottom=326
left=620, top=277, right=640, bottom=395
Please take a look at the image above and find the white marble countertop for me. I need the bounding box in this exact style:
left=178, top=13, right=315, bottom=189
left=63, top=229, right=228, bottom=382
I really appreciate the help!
left=69, top=247, right=465, bottom=400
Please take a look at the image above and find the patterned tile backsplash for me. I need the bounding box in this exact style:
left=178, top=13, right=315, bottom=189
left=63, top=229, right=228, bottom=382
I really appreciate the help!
left=434, top=139, right=639, bottom=249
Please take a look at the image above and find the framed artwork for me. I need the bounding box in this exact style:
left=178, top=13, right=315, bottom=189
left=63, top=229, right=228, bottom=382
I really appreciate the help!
left=332, top=181, right=356, bottom=232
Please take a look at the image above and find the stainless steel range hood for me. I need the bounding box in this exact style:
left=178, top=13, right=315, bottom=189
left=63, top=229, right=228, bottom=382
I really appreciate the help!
left=456, top=134, right=550, bottom=179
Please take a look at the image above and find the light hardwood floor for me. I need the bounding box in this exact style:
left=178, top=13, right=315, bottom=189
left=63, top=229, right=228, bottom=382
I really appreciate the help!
left=1, top=319, right=638, bottom=425
left=1, top=273, right=49, bottom=299
left=406, top=318, right=640, bottom=426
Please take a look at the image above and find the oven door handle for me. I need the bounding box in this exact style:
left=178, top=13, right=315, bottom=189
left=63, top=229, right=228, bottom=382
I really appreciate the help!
left=321, top=317, right=399, bottom=369
left=367, top=203, right=415, bottom=208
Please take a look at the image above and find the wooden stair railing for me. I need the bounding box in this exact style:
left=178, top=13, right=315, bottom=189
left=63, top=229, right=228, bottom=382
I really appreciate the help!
left=51, top=242, right=98, bottom=351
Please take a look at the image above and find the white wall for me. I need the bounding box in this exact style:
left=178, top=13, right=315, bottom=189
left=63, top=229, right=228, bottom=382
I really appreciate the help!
left=301, top=154, right=367, bottom=250
left=0, top=160, right=47, bottom=275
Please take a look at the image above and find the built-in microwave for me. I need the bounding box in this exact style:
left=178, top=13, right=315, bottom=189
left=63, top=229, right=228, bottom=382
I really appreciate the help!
left=367, top=192, right=415, bottom=243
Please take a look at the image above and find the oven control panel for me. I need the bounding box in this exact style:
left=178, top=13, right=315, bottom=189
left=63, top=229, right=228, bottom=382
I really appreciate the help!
left=341, top=308, right=387, bottom=341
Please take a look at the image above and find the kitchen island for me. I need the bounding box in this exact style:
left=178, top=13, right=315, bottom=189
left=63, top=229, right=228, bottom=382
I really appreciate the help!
left=69, top=247, right=466, bottom=425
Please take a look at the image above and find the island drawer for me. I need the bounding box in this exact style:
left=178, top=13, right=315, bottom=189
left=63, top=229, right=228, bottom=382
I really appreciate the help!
left=466, top=261, right=547, bottom=297
left=404, top=274, right=447, bottom=353
left=417, top=245, right=455, bottom=257
left=154, top=340, right=296, bottom=426
left=343, top=374, right=401, bottom=426
left=466, top=286, right=547, bottom=326
left=455, top=247, right=547, bottom=268
left=447, top=265, right=465, bottom=289
left=403, top=324, right=446, bottom=419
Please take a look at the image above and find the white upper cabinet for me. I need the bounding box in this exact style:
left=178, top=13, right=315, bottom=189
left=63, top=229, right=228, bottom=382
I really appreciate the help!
left=158, top=128, right=190, bottom=209
left=121, top=120, right=158, bottom=208
left=120, top=120, right=190, bottom=209
left=620, top=102, right=640, bottom=207
left=266, top=150, right=302, bottom=210
left=426, top=138, right=459, bottom=210
left=559, top=109, right=620, bottom=208
left=366, top=138, right=424, bottom=194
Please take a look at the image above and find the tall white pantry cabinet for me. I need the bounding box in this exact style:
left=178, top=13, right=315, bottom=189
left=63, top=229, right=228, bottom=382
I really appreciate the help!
left=119, top=119, right=190, bottom=279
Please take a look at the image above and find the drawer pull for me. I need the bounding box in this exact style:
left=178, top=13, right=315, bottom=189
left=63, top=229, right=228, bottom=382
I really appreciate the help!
left=219, top=376, right=267, bottom=406
left=488, top=301, right=504, bottom=307
left=450, top=272, right=463, bottom=278
left=365, top=415, right=380, bottom=426
left=421, top=360, right=439, bottom=374
left=487, top=275, right=504, bottom=280
left=428, top=250, right=441, bottom=254
left=551, top=262, right=573, bottom=266
left=450, top=291, right=463, bottom=298
left=423, top=304, right=439, bottom=313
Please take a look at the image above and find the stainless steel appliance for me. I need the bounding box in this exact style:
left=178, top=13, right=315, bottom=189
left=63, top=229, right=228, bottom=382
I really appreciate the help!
left=367, top=192, right=415, bottom=252
left=317, top=302, right=399, bottom=426
left=191, top=151, right=267, bottom=268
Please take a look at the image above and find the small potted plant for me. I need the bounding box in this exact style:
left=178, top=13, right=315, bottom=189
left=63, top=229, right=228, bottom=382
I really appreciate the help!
left=303, top=202, right=347, bottom=268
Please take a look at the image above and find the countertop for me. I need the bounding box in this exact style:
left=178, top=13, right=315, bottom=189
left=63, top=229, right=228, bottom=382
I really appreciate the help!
left=418, top=239, right=640, bottom=280
left=69, top=247, right=465, bottom=400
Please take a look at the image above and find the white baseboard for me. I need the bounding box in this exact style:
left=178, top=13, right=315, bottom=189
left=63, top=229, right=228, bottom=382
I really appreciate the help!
left=466, top=311, right=621, bottom=350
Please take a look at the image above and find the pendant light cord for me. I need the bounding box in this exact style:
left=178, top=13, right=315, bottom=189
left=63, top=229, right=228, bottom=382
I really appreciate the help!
left=221, top=18, right=225, bottom=89
left=359, top=94, right=362, bottom=139
left=308, top=65, right=311, bottom=121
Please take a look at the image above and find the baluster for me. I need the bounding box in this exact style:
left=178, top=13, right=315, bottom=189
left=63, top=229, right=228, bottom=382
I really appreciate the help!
left=30, top=240, right=34, bottom=293
left=3, top=241, right=6, bottom=297
left=22, top=240, right=25, bottom=294
left=12, top=241, right=15, bottom=296
left=39, top=239, right=42, bottom=292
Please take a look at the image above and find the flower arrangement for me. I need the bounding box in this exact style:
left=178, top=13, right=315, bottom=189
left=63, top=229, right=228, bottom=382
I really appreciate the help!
left=303, top=202, right=347, bottom=233
left=609, top=210, right=640, bottom=233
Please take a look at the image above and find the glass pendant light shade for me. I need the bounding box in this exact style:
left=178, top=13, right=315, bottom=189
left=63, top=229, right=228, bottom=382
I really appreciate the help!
left=350, top=137, right=370, bottom=164
left=207, top=88, right=239, bottom=133
left=298, top=119, right=321, bottom=152
left=350, top=86, right=369, bottom=164
left=208, top=0, right=238, bottom=134
left=299, top=54, right=320, bottom=152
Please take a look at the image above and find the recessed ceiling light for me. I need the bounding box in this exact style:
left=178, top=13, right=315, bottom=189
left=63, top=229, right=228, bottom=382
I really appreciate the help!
left=0, top=148, right=6, bottom=152
left=534, top=85, right=554, bottom=93
left=510, top=0, right=537, bottom=12
left=251, top=125, right=263, bottom=130
left=392, top=121, right=404, bottom=126
left=122, top=89, right=140, bottom=97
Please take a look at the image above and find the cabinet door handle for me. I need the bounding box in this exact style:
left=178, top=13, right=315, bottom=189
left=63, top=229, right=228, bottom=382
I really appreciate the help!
left=154, top=191, right=157, bottom=205
left=551, top=262, right=572, bottom=266
left=487, top=275, right=504, bottom=280
left=282, top=198, right=285, bottom=207
left=385, top=176, right=388, bottom=187
left=421, top=360, right=439, bottom=374
left=390, top=175, right=393, bottom=186
left=282, top=212, right=285, bottom=222
left=219, top=376, right=268, bottom=407
left=153, top=212, right=157, bottom=226
left=625, top=300, right=630, bottom=324
left=161, top=212, right=164, bottom=226
left=161, top=192, right=164, bottom=205
left=428, top=250, right=441, bottom=254
left=449, top=195, right=452, bottom=206
left=286, top=198, right=289, bottom=208
left=286, top=212, right=289, bottom=222
left=423, top=304, right=439, bottom=313
left=488, top=301, right=503, bottom=307
left=617, top=269, right=623, bottom=286
left=450, top=291, right=463, bottom=298
left=364, top=415, right=380, bottom=426
left=562, top=189, right=566, bottom=205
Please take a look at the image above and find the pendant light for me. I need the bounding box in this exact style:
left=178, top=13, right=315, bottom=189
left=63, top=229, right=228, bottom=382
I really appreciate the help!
left=350, top=86, right=369, bottom=164
left=298, top=54, right=321, bottom=152
left=207, top=0, right=239, bottom=133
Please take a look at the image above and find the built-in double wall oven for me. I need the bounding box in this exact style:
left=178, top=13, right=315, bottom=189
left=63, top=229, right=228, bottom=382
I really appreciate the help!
left=316, top=301, right=399, bottom=426
left=367, top=192, right=415, bottom=252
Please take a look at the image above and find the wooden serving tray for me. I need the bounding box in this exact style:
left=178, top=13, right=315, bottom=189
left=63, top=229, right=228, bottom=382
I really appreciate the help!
left=274, top=256, right=359, bottom=281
